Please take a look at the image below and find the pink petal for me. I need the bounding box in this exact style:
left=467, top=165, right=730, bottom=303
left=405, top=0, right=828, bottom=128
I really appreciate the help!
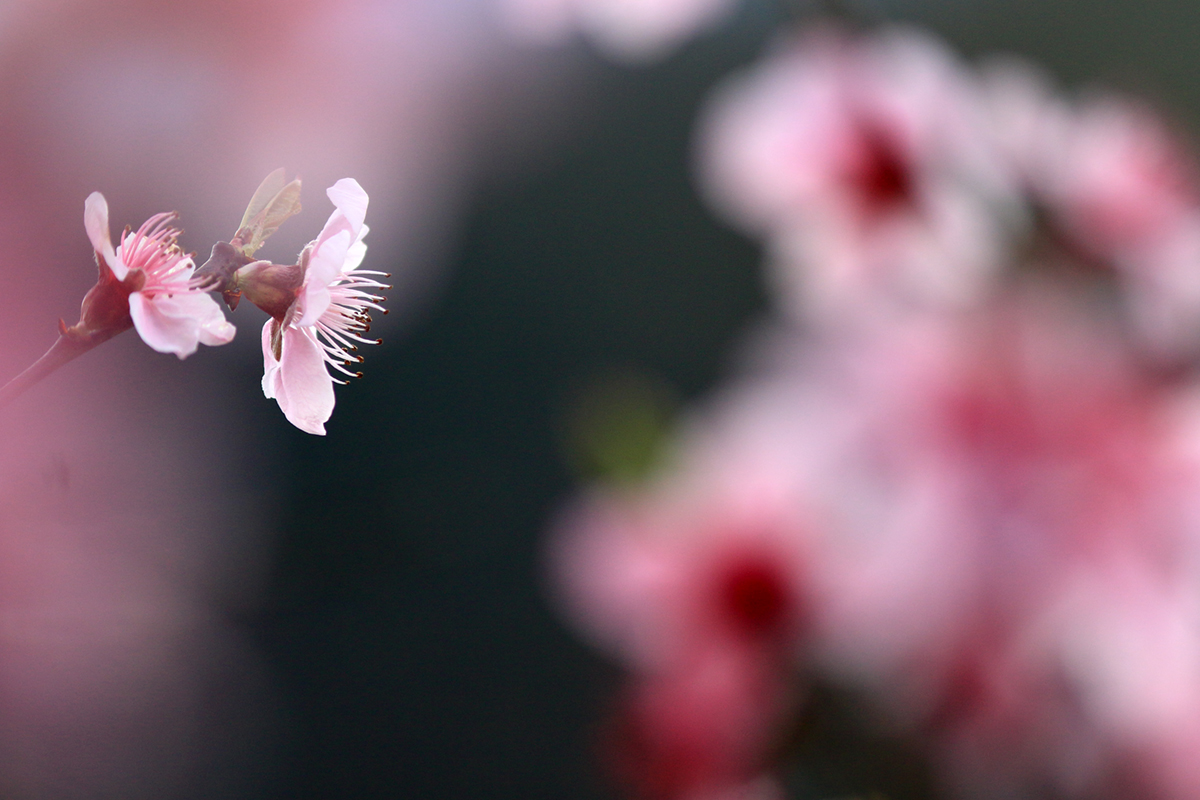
left=297, top=222, right=369, bottom=328
left=297, top=283, right=333, bottom=329
left=271, top=326, right=335, bottom=435
left=344, top=224, right=370, bottom=272
left=304, top=226, right=354, bottom=295
left=197, top=299, right=237, bottom=347
left=129, top=290, right=232, bottom=358
left=83, top=192, right=125, bottom=280
left=295, top=179, right=370, bottom=327
left=326, top=178, right=368, bottom=236
left=129, top=292, right=206, bottom=359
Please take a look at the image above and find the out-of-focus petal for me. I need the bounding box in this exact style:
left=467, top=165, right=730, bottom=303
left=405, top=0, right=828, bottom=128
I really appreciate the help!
left=697, top=26, right=1016, bottom=324
left=83, top=192, right=125, bottom=280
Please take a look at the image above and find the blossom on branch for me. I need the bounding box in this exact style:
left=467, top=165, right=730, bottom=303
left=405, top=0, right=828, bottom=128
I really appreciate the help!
left=233, top=178, right=388, bottom=435
left=81, top=192, right=235, bottom=358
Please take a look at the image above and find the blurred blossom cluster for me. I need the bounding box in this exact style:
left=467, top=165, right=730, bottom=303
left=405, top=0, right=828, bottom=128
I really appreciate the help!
left=551, top=20, right=1200, bottom=800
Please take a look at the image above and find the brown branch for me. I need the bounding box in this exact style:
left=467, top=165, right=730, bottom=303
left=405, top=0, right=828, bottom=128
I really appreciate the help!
left=0, top=327, right=117, bottom=410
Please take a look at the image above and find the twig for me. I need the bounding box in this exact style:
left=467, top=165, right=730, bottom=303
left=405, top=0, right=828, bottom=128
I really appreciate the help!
left=0, top=327, right=114, bottom=410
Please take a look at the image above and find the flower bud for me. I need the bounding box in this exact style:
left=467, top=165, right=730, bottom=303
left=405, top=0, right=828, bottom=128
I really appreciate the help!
left=233, top=260, right=303, bottom=320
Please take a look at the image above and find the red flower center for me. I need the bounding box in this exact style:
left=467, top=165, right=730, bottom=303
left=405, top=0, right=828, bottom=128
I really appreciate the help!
left=849, top=123, right=916, bottom=217
left=718, top=556, right=793, bottom=638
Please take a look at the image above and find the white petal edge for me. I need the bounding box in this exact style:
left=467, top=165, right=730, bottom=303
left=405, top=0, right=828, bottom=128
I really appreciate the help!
left=84, top=192, right=126, bottom=280
left=262, top=320, right=281, bottom=399
left=262, top=320, right=282, bottom=399
left=326, top=178, right=369, bottom=236
left=305, top=227, right=354, bottom=298
left=344, top=225, right=370, bottom=272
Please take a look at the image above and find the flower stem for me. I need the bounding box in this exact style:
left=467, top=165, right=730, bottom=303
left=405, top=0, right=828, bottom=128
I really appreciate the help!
left=0, top=330, right=105, bottom=410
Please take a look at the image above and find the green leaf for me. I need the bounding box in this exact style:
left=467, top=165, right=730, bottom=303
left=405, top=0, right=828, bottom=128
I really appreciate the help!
left=232, top=169, right=303, bottom=258
left=562, top=372, right=678, bottom=485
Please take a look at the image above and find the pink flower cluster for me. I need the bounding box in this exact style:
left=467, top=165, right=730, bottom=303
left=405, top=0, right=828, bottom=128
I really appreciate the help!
left=553, top=24, right=1200, bottom=800
left=698, top=26, right=1200, bottom=354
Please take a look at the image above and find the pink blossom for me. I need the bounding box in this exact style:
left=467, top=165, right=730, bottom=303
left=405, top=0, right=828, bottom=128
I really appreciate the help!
left=551, top=460, right=810, bottom=798
left=553, top=280, right=1200, bottom=797
left=698, top=27, right=1016, bottom=323
left=500, top=0, right=736, bottom=62
left=604, top=647, right=790, bottom=800
left=1050, top=100, right=1200, bottom=356
left=792, top=294, right=1200, bottom=795
left=247, top=178, right=387, bottom=435
left=82, top=192, right=234, bottom=359
left=981, top=61, right=1200, bottom=356
left=1039, top=97, right=1199, bottom=260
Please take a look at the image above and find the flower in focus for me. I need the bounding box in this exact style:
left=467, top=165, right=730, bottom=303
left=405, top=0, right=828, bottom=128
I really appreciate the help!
left=235, top=178, right=387, bottom=435
left=81, top=192, right=234, bottom=358
left=698, top=26, right=1017, bottom=324
left=500, top=0, right=736, bottom=62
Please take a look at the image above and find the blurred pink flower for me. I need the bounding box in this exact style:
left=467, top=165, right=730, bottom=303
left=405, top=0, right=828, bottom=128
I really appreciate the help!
left=698, top=26, right=1016, bottom=323
left=554, top=281, right=1200, bottom=798
left=605, top=647, right=789, bottom=800
left=1054, top=100, right=1200, bottom=357
left=500, top=0, right=736, bottom=62
left=981, top=61, right=1200, bottom=356
left=82, top=192, right=234, bottom=359
left=250, top=178, right=387, bottom=435
left=1040, top=98, right=1198, bottom=261
left=801, top=294, right=1200, bottom=796
left=552, top=462, right=810, bottom=798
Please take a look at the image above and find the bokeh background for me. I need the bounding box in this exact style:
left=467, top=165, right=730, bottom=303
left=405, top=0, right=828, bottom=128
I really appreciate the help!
left=0, top=1, right=1198, bottom=798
